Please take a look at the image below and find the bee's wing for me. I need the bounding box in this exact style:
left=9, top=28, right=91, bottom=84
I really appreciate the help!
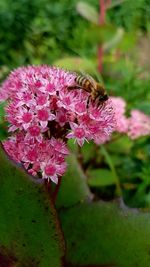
left=86, top=74, right=97, bottom=88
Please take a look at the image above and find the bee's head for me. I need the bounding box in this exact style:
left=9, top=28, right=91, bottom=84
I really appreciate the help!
left=99, top=94, right=108, bottom=101
left=96, top=84, right=108, bottom=102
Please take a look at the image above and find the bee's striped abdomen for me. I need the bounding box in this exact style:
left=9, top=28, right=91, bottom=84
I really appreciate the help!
left=75, top=75, right=91, bottom=92
left=75, top=75, right=84, bottom=86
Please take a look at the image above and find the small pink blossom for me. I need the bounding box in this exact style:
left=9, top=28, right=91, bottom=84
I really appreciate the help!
left=22, top=112, right=33, bottom=123
left=128, top=110, right=150, bottom=139
left=67, top=122, right=87, bottom=146
left=28, top=125, right=41, bottom=137
left=50, top=137, right=69, bottom=155
left=16, top=107, right=33, bottom=130
left=56, top=108, right=68, bottom=127
left=74, top=102, right=87, bottom=115
left=36, top=93, right=49, bottom=106
left=0, top=65, right=116, bottom=183
left=43, top=163, right=58, bottom=183
left=37, top=108, right=55, bottom=128
left=46, top=83, right=56, bottom=95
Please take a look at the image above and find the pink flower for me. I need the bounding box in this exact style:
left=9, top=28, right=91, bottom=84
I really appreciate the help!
left=55, top=108, right=68, bottom=127
left=111, top=96, right=128, bottom=133
left=36, top=108, right=55, bottom=128
left=80, top=99, right=116, bottom=144
left=42, top=163, right=59, bottom=184
left=50, top=137, right=69, bottom=155
left=36, top=93, right=49, bottom=106
left=67, top=122, right=88, bottom=146
left=128, top=110, right=150, bottom=139
left=0, top=65, right=116, bottom=183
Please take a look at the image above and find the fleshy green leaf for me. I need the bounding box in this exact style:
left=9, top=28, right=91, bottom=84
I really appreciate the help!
left=56, top=153, right=92, bottom=209
left=60, top=201, right=150, bottom=267
left=0, top=146, right=64, bottom=267
left=87, top=168, right=116, bottom=187
left=76, top=1, right=99, bottom=24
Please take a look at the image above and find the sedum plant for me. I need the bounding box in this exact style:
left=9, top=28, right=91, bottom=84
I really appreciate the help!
left=0, top=65, right=150, bottom=266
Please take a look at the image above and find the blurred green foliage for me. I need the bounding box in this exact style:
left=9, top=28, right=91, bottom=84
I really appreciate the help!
left=108, top=0, right=150, bottom=31
left=0, top=0, right=150, bottom=208
left=0, top=0, right=96, bottom=67
left=0, top=0, right=148, bottom=68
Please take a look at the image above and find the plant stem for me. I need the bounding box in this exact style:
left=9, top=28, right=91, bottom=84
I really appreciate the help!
left=97, top=46, right=103, bottom=73
left=98, top=0, right=111, bottom=73
left=97, top=0, right=105, bottom=73
left=101, top=145, right=122, bottom=197
left=52, top=176, right=62, bottom=203
left=44, top=179, right=52, bottom=194
left=99, top=0, right=106, bottom=24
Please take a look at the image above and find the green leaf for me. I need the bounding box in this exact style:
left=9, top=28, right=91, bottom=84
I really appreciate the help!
left=80, top=142, right=96, bottom=164
left=87, top=168, right=116, bottom=187
left=54, top=57, right=96, bottom=74
left=111, top=154, right=123, bottom=166
left=84, top=24, right=117, bottom=45
left=0, top=146, right=64, bottom=267
left=100, top=145, right=121, bottom=196
left=0, top=103, right=9, bottom=140
left=60, top=201, right=150, bottom=267
left=0, top=102, right=6, bottom=123
left=107, top=136, right=133, bottom=154
left=0, top=122, right=9, bottom=140
left=103, top=27, right=124, bottom=52
left=118, top=31, right=137, bottom=52
left=56, top=153, right=92, bottom=209
left=107, top=0, right=127, bottom=9
left=76, top=1, right=99, bottom=24
left=134, top=102, right=150, bottom=115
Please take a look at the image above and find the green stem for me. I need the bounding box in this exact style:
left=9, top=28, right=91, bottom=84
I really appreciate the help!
left=101, top=145, right=122, bottom=197
left=52, top=176, right=62, bottom=203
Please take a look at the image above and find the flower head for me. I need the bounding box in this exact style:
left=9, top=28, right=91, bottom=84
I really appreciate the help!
left=128, top=110, right=150, bottom=139
left=111, top=96, right=128, bottom=133
left=0, top=65, right=116, bottom=183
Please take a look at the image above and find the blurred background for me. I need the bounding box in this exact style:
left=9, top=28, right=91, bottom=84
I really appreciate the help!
left=0, top=0, right=150, bottom=208
left=0, top=0, right=150, bottom=107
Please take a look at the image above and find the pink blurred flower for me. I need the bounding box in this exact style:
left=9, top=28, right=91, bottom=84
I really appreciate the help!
left=110, top=96, right=128, bottom=133
left=110, top=97, right=150, bottom=140
left=128, top=110, right=150, bottom=139
left=0, top=65, right=116, bottom=183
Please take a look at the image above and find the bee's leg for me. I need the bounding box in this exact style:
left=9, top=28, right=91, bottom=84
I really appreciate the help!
left=67, top=85, right=81, bottom=90
left=47, top=129, right=51, bottom=138
left=86, top=96, right=90, bottom=109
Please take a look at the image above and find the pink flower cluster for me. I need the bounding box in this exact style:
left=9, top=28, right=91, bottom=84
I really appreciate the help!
left=0, top=65, right=116, bottom=183
left=111, top=96, right=150, bottom=139
left=128, top=109, right=150, bottom=139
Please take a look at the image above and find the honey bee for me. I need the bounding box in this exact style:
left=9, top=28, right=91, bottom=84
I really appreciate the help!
left=68, top=74, right=108, bottom=106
